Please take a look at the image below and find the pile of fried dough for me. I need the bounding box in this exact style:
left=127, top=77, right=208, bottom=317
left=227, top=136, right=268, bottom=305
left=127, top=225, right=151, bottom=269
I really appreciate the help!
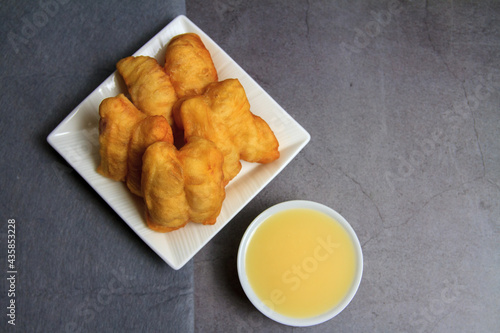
left=97, top=33, right=280, bottom=232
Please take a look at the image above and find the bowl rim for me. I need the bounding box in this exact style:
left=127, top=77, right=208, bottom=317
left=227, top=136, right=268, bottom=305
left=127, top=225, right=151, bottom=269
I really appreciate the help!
left=237, top=200, right=364, bottom=327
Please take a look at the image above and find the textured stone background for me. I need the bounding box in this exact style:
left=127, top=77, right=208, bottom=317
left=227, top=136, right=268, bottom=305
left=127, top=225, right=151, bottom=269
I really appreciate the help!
left=0, top=1, right=192, bottom=332
left=1, top=0, right=499, bottom=332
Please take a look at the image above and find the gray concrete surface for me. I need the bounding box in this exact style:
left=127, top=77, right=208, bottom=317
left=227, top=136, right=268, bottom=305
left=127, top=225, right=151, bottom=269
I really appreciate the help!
left=0, top=0, right=498, bottom=332
left=187, top=1, right=500, bottom=332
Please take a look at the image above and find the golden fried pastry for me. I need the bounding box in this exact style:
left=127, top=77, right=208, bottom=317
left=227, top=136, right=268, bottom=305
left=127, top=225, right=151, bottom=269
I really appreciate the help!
left=204, top=79, right=280, bottom=164
left=97, top=33, right=282, bottom=234
left=97, top=94, right=146, bottom=181
left=141, top=137, right=226, bottom=232
left=174, top=78, right=279, bottom=184
left=164, top=33, right=218, bottom=98
left=178, top=136, right=225, bottom=225
left=174, top=96, right=242, bottom=185
left=117, top=56, right=177, bottom=126
left=141, top=141, right=189, bottom=232
left=126, top=116, right=174, bottom=197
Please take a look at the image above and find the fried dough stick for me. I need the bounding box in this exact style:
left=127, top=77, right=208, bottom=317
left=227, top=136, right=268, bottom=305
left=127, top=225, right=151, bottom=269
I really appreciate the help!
left=141, top=137, right=226, bottom=232
left=205, top=79, right=280, bottom=164
left=117, top=56, right=177, bottom=126
left=178, top=136, right=225, bottom=225
left=141, top=141, right=189, bottom=232
left=164, top=33, right=218, bottom=98
left=97, top=94, right=146, bottom=181
left=126, top=116, right=173, bottom=197
left=174, top=79, right=279, bottom=184
left=174, top=96, right=242, bottom=185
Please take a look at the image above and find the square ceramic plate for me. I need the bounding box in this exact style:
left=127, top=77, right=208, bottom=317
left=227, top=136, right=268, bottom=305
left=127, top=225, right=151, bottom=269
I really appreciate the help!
left=47, top=15, right=310, bottom=270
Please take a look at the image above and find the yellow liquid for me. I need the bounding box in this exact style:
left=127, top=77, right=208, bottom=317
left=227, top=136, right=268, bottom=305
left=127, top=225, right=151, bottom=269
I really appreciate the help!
left=245, top=208, right=357, bottom=318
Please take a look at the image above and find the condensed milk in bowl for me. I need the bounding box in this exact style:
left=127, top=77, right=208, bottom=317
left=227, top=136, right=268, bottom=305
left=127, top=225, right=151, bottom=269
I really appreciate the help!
left=237, top=200, right=363, bottom=326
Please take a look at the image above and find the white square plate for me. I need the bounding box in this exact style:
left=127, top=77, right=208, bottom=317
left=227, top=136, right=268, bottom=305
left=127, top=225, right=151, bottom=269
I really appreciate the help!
left=47, top=15, right=310, bottom=270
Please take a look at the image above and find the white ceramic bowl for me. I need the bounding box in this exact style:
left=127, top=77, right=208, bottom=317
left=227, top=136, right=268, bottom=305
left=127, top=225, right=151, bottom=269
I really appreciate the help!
left=237, top=200, right=363, bottom=327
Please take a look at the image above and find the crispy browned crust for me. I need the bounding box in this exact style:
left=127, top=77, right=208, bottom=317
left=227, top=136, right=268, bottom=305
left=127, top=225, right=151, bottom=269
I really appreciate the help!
left=117, top=56, right=178, bottom=126
left=164, top=33, right=218, bottom=98
left=173, top=78, right=279, bottom=185
left=97, top=94, right=146, bottom=181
